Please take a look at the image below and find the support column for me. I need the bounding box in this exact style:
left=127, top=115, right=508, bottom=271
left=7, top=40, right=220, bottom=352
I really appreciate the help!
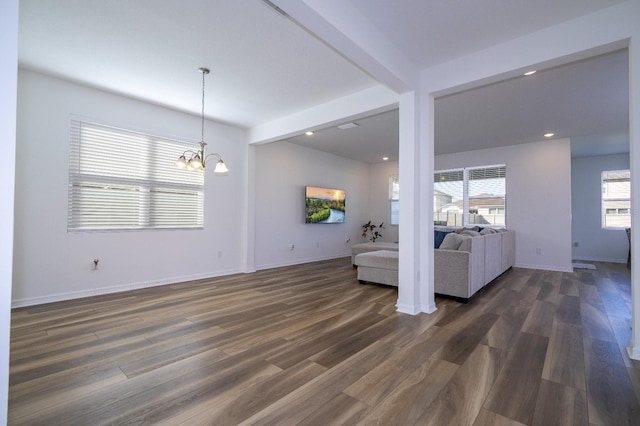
left=396, top=91, right=421, bottom=314
left=396, top=90, right=437, bottom=315
left=628, top=36, right=640, bottom=360
left=419, top=90, right=436, bottom=313
left=0, top=0, right=18, bottom=421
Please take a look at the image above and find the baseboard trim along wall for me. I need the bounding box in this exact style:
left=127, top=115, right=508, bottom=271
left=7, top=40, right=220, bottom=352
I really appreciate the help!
left=11, top=268, right=242, bottom=308
left=514, top=263, right=574, bottom=273
left=255, top=254, right=350, bottom=271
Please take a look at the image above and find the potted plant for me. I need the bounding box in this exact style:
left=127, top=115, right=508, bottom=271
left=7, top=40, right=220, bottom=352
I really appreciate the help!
left=362, top=220, right=385, bottom=242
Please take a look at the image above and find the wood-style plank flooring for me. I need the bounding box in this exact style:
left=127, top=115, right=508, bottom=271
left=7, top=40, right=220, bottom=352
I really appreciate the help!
left=8, top=258, right=640, bottom=425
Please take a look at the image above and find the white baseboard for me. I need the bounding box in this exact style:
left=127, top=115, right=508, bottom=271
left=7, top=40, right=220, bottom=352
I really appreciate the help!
left=628, top=345, right=640, bottom=361
left=420, top=302, right=438, bottom=314
left=572, top=256, right=626, bottom=264
left=255, top=254, right=350, bottom=271
left=514, top=263, right=573, bottom=273
left=396, top=302, right=421, bottom=315
left=12, top=268, right=242, bottom=308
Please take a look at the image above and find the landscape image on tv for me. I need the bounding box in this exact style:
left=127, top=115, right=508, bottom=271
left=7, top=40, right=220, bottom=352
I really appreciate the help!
left=305, top=186, right=346, bottom=223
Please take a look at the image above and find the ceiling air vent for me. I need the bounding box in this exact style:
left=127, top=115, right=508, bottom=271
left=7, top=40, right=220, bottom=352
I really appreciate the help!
left=260, top=0, right=289, bottom=17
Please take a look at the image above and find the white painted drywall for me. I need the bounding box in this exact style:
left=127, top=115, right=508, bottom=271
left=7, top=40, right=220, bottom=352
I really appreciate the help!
left=435, top=138, right=573, bottom=272
left=13, top=70, right=247, bottom=306
left=572, top=153, right=630, bottom=263
left=1, top=0, right=18, bottom=420
left=253, top=141, right=370, bottom=269
left=368, top=161, right=399, bottom=243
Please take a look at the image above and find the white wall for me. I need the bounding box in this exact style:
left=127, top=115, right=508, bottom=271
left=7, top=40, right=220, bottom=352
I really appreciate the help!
left=1, top=0, right=18, bottom=420
left=368, top=161, right=399, bottom=243
left=436, top=138, right=573, bottom=272
left=253, top=141, right=370, bottom=269
left=572, top=153, right=630, bottom=263
left=13, top=70, right=248, bottom=306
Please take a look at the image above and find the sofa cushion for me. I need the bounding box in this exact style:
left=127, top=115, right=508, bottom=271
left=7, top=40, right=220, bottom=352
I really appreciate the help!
left=480, top=227, right=498, bottom=234
left=460, top=230, right=481, bottom=237
left=439, top=233, right=470, bottom=251
left=434, top=230, right=453, bottom=248
left=354, top=250, right=398, bottom=270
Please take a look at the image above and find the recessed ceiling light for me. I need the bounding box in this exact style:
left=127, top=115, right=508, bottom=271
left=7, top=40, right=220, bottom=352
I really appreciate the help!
left=544, top=132, right=555, bottom=138
left=382, top=157, right=389, bottom=161
left=338, top=122, right=359, bottom=130
left=524, top=70, right=537, bottom=76
left=305, top=131, right=314, bottom=136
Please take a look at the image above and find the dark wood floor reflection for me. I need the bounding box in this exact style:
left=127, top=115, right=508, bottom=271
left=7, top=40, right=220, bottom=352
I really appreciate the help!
left=9, top=258, right=640, bottom=425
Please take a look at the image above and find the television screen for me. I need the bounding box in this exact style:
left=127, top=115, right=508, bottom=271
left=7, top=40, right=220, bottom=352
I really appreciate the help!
left=305, top=186, right=346, bottom=223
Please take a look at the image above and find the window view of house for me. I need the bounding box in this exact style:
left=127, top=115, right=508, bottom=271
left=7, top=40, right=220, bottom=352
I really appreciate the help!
left=602, top=169, right=631, bottom=229
left=434, top=165, right=506, bottom=226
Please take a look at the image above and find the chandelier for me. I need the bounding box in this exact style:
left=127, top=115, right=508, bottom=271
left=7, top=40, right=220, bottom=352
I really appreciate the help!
left=175, top=67, right=229, bottom=174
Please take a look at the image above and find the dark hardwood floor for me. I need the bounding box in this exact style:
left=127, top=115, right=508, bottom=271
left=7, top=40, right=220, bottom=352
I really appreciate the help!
left=8, top=258, right=640, bottom=425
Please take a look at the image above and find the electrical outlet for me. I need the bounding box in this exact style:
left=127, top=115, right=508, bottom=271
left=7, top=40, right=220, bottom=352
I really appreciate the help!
left=289, top=244, right=295, bottom=250
left=536, top=248, right=542, bottom=255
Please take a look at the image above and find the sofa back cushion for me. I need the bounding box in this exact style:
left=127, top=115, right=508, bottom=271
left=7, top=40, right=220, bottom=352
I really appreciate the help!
left=439, top=233, right=473, bottom=251
left=434, top=230, right=453, bottom=248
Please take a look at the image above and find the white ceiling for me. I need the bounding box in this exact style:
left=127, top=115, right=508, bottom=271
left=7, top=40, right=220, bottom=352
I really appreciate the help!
left=350, top=0, right=625, bottom=70
left=18, top=0, right=630, bottom=163
left=18, top=0, right=378, bottom=128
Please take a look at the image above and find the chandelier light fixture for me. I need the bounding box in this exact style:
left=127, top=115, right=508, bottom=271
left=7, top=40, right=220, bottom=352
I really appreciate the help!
left=175, top=67, right=229, bottom=174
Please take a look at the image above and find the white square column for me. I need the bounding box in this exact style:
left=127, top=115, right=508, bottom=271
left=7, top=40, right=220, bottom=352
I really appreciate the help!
left=396, top=90, right=437, bottom=315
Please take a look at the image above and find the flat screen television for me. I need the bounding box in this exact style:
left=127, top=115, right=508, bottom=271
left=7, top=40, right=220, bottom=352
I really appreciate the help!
left=305, top=186, right=346, bottom=223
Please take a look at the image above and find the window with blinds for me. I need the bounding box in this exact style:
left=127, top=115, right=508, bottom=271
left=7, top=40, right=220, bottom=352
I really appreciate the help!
left=68, top=117, right=204, bottom=231
left=602, top=169, right=630, bottom=229
left=434, top=165, right=506, bottom=227
left=434, top=169, right=464, bottom=226
left=389, top=175, right=399, bottom=225
left=467, top=165, right=506, bottom=226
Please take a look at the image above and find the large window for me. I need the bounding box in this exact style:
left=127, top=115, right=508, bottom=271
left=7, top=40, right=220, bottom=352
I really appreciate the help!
left=68, top=118, right=204, bottom=231
left=389, top=175, right=399, bottom=225
left=434, top=165, right=506, bottom=227
left=602, top=169, right=630, bottom=229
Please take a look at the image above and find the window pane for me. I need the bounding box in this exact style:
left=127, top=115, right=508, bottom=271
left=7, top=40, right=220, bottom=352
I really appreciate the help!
left=603, top=200, right=631, bottom=228
left=389, top=176, right=399, bottom=225
left=602, top=169, right=631, bottom=229
left=390, top=200, right=399, bottom=225
left=468, top=166, right=506, bottom=226
left=434, top=170, right=464, bottom=226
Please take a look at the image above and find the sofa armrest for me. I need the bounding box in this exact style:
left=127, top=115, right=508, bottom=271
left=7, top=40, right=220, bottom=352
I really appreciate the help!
left=434, top=249, right=472, bottom=298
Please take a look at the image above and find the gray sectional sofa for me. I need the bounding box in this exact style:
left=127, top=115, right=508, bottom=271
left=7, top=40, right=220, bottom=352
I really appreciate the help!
left=434, top=227, right=515, bottom=300
left=351, top=227, right=515, bottom=300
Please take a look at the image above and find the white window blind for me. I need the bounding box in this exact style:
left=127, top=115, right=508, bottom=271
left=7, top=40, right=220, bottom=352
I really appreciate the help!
left=602, top=169, right=630, bottom=229
left=389, top=175, right=399, bottom=225
left=68, top=118, right=204, bottom=231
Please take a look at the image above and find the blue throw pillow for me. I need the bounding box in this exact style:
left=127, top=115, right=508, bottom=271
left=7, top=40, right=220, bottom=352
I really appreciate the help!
left=434, top=230, right=452, bottom=248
